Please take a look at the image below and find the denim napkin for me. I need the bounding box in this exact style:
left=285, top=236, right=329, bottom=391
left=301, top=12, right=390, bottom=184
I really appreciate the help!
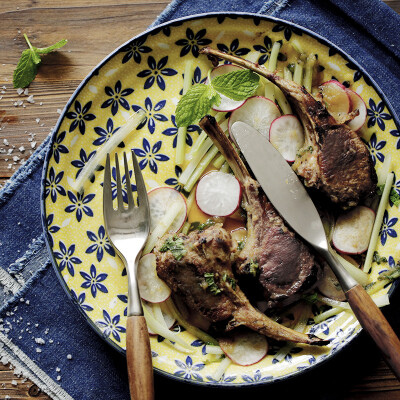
left=1, top=1, right=400, bottom=399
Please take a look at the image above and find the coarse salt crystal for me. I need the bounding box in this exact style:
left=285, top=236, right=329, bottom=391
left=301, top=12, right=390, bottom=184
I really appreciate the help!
left=19, top=146, right=25, bottom=152
left=36, top=348, right=42, bottom=353
left=11, top=380, right=17, bottom=386
left=3, top=139, right=9, bottom=146
left=67, top=354, right=72, bottom=360
left=35, top=118, right=40, bottom=124
left=27, top=95, right=34, bottom=103
left=16, top=88, right=24, bottom=95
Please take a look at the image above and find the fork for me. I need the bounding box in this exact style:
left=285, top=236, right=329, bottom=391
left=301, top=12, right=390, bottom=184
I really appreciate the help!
left=103, top=150, right=154, bottom=400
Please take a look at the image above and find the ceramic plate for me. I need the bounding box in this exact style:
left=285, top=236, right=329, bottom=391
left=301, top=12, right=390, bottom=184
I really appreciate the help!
left=42, top=13, right=400, bottom=387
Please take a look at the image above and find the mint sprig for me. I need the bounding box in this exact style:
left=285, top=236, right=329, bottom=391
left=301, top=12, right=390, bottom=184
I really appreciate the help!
left=175, top=68, right=260, bottom=127
left=13, top=34, right=67, bottom=88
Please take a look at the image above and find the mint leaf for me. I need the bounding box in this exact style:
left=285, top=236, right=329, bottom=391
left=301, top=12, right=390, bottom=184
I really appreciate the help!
left=13, top=49, right=40, bottom=89
left=35, top=39, right=68, bottom=54
left=13, top=34, right=67, bottom=88
left=175, top=84, right=220, bottom=127
left=211, top=69, right=260, bottom=101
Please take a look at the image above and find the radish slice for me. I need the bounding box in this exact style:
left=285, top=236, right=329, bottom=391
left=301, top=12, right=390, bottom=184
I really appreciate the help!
left=269, top=115, right=304, bottom=162
left=138, top=253, right=172, bottom=303
left=208, top=65, right=246, bottom=112
left=318, top=267, right=346, bottom=301
left=332, top=206, right=375, bottom=254
left=228, top=96, right=281, bottom=139
left=148, top=187, right=187, bottom=233
left=346, top=89, right=367, bottom=131
left=147, top=304, right=176, bottom=335
left=320, top=80, right=351, bottom=124
left=196, top=171, right=241, bottom=217
left=219, top=330, right=268, bottom=366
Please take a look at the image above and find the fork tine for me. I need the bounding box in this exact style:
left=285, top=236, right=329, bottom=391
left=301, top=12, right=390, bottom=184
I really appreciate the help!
left=123, top=152, right=135, bottom=210
left=103, top=153, right=113, bottom=214
left=131, top=150, right=149, bottom=214
left=114, top=153, right=124, bottom=210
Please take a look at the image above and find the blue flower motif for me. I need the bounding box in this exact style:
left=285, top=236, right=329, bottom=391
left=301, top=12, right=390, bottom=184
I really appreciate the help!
left=54, top=241, right=82, bottom=277
left=175, top=28, right=212, bottom=58
left=120, top=37, right=152, bottom=64
left=101, top=80, right=134, bottom=116
left=242, top=369, right=273, bottom=383
left=389, top=255, right=396, bottom=268
left=272, top=23, right=303, bottom=41
left=366, top=133, right=386, bottom=165
left=137, top=56, right=177, bottom=90
left=217, top=39, right=250, bottom=64
left=71, top=148, right=98, bottom=180
left=80, top=264, right=108, bottom=298
left=165, top=165, right=183, bottom=191
left=253, top=35, right=274, bottom=65
left=390, top=129, right=400, bottom=150
left=96, top=310, right=126, bottom=342
left=86, top=226, right=115, bottom=262
left=132, top=97, right=168, bottom=134
left=193, top=66, right=207, bottom=85
left=45, top=167, right=66, bottom=203
left=367, top=99, right=392, bottom=131
left=46, top=214, right=60, bottom=248
left=174, top=356, right=205, bottom=381
left=161, top=115, right=200, bottom=148
left=117, top=294, right=128, bottom=316
left=100, top=167, right=137, bottom=204
left=71, top=289, right=94, bottom=312
left=49, top=130, right=68, bottom=163
left=65, top=190, right=95, bottom=222
left=66, top=100, right=96, bottom=134
left=93, top=118, right=123, bottom=146
left=133, top=138, right=169, bottom=174
left=380, top=210, right=398, bottom=245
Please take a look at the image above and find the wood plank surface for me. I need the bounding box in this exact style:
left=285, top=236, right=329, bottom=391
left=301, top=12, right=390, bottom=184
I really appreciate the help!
left=1, top=1, right=400, bottom=399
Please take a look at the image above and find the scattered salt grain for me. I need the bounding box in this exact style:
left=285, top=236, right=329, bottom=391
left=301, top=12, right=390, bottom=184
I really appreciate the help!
left=56, top=367, right=61, bottom=372
left=57, top=108, right=62, bottom=114
left=11, top=379, right=17, bottom=386
left=19, top=146, right=25, bottom=153
left=3, top=139, right=9, bottom=146
left=56, top=375, right=61, bottom=381
left=24, top=88, right=29, bottom=95
left=35, top=118, right=40, bottom=124
left=36, top=348, right=42, bottom=353
left=35, top=338, right=45, bottom=345
left=27, top=95, right=34, bottom=103
left=16, top=88, right=24, bottom=95
left=67, top=354, right=72, bottom=360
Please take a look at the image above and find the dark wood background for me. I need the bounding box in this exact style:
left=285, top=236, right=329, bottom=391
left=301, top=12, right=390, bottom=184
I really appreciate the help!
left=1, top=0, right=400, bottom=398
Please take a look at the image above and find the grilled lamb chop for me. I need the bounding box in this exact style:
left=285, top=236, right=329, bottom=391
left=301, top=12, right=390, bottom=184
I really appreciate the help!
left=199, top=47, right=377, bottom=209
left=154, top=225, right=328, bottom=346
left=200, top=115, right=322, bottom=309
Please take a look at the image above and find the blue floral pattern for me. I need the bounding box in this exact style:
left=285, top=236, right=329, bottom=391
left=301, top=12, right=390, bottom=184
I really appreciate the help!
left=54, top=241, right=82, bottom=277
left=80, top=264, right=108, bottom=298
left=71, top=289, right=94, bottom=312
left=133, top=138, right=169, bottom=174
left=101, top=81, right=133, bottom=116
left=161, top=115, right=200, bottom=148
left=96, top=310, right=126, bottom=342
left=367, top=99, right=392, bottom=131
left=100, top=166, right=137, bottom=204
left=380, top=210, right=398, bottom=245
left=137, top=56, right=177, bottom=90
left=132, top=97, right=168, bottom=134
left=253, top=36, right=274, bottom=65
left=65, top=191, right=95, bottom=222
left=49, top=131, right=69, bottom=163
left=175, top=28, right=212, bottom=58
left=85, top=226, right=115, bottom=262
left=66, top=100, right=96, bottom=134
left=120, top=37, right=152, bottom=64
left=366, top=133, right=386, bottom=165
left=46, top=214, right=60, bottom=248
left=217, top=39, right=250, bottom=64
left=93, top=118, right=122, bottom=146
left=174, top=356, right=205, bottom=381
left=71, top=148, right=97, bottom=180
left=45, top=167, right=66, bottom=203
left=165, top=165, right=183, bottom=191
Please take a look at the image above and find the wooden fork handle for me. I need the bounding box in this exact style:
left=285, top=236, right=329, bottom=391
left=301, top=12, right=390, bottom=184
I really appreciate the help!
left=126, top=315, right=154, bottom=400
left=346, top=284, right=400, bottom=380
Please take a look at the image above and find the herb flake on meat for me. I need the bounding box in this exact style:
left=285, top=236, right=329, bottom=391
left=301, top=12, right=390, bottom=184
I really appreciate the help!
left=159, top=236, right=187, bottom=261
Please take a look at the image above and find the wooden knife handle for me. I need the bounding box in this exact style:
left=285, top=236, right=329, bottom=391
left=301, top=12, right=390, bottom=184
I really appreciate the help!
left=346, top=284, right=400, bottom=380
left=126, top=315, right=154, bottom=400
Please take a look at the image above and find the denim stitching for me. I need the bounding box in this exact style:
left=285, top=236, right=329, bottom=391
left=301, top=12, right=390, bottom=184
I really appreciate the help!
left=258, top=0, right=291, bottom=16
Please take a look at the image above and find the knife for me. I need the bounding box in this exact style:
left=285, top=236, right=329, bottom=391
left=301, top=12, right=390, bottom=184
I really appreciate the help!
left=231, top=120, right=400, bottom=380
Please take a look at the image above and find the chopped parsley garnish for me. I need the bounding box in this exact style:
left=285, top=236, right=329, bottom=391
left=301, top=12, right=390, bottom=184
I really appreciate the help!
left=237, top=240, right=245, bottom=251
left=222, top=273, right=237, bottom=290
left=189, top=219, right=216, bottom=232
left=373, top=251, right=388, bottom=265
left=378, top=266, right=400, bottom=282
left=248, top=259, right=259, bottom=277
left=390, top=188, right=400, bottom=206
left=159, top=236, right=187, bottom=261
left=204, top=272, right=222, bottom=295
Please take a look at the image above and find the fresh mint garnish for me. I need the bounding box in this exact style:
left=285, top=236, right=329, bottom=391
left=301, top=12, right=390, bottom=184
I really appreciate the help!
left=175, top=68, right=260, bottom=127
left=13, top=34, right=67, bottom=88
left=211, top=69, right=259, bottom=101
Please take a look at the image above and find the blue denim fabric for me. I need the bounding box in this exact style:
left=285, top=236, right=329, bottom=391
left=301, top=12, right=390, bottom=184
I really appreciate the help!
left=0, top=1, right=400, bottom=399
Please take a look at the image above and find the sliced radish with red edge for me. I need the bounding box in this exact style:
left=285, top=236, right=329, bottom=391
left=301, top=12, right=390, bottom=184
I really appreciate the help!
left=148, top=187, right=187, bottom=233
left=229, top=96, right=281, bottom=139
left=196, top=171, right=241, bottom=217
left=346, top=89, right=367, bottom=131
left=320, top=80, right=351, bottom=124
left=219, top=330, right=268, bottom=366
left=332, top=206, right=375, bottom=254
left=208, top=65, right=246, bottom=112
left=269, top=115, right=304, bottom=162
left=138, top=253, right=172, bottom=303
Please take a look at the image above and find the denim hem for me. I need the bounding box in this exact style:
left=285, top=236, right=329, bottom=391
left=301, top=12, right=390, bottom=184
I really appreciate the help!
left=0, top=332, right=74, bottom=400
left=259, top=0, right=291, bottom=15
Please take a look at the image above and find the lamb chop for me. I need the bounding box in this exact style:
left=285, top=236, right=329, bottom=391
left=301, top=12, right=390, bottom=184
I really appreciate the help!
left=200, top=115, right=322, bottom=309
left=199, top=47, right=377, bottom=209
left=154, top=224, right=328, bottom=346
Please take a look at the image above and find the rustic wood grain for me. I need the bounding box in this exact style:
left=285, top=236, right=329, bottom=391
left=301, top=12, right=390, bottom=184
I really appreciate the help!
left=1, top=1, right=400, bottom=399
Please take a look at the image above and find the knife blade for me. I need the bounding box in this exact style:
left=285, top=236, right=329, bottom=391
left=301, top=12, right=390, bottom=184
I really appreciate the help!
left=231, top=120, right=400, bottom=380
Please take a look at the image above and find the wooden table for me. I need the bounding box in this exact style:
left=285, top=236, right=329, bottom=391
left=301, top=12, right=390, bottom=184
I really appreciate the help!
left=1, top=1, right=400, bottom=398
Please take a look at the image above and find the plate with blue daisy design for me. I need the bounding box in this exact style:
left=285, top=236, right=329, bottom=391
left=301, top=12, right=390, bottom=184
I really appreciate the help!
left=42, top=12, right=400, bottom=387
